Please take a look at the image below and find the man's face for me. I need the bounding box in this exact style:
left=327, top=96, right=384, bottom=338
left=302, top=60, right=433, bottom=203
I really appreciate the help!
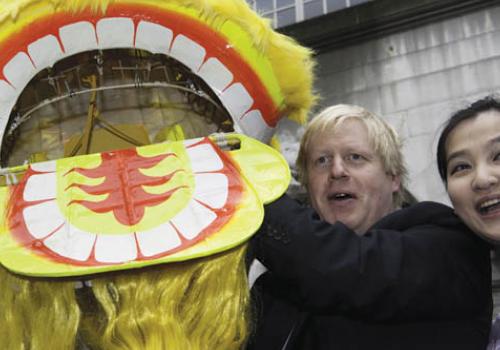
left=306, top=119, right=400, bottom=234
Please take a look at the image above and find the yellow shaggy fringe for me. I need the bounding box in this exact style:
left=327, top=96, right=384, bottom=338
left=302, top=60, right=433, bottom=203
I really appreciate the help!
left=0, top=0, right=316, bottom=124
left=0, top=244, right=251, bottom=349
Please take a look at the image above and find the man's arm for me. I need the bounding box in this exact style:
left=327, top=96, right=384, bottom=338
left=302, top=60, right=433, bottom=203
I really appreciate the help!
left=253, top=194, right=492, bottom=321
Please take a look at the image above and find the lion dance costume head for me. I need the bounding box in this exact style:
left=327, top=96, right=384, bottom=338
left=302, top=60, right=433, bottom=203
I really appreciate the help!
left=0, top=0, right=315, bottom=348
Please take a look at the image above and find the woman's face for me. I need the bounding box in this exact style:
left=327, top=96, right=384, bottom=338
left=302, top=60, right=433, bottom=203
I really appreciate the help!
left=446, top=110, right=500, bottom=241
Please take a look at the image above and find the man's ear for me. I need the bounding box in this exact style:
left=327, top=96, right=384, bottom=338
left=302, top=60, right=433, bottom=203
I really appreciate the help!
left=391, top=174, right=401, bottom=193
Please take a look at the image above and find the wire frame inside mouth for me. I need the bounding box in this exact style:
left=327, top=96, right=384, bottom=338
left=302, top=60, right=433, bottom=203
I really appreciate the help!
left=1, top=48, right=234, bottom=167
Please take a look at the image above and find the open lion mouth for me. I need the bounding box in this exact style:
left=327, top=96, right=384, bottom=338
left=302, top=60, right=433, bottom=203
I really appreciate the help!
left=0, top=4, right=281, bottom=167
left=0, top=2, right=295, bottom=277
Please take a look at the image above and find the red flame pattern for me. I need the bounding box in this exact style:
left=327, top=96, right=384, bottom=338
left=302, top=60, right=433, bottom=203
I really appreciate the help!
left=66, top=148, right=185, bottom=226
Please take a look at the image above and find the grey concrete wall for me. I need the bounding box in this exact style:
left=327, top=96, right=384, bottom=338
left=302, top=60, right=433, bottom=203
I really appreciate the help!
left=313, top=4, right=500, bottom=204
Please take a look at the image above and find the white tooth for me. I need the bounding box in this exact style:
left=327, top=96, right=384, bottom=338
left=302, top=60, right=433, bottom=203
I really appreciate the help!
left=220, top=83, right=253, bottom=119
left=135, top=21, right=173, bottom=54
left=193, top=173, right=228, bottom=209
left=171, top=200, right=217, bottom=240
left=0, top=79, right=17, bottom=103
left=183, top=137, right=203, bottom=148
left=169, top=34, right=206, bottom=72
left=3, top=52, right=35, bottom=89
left=238, top=109, right=274, bottom=143
left=482, top=199, right=500, bottom=208
left=96, top=17, right=135, bottom=49
left=136, top=222, right=181, bottom=257
left=28, top=35, right=64, bottom=69
left=94, top=233, right=137, bottom=263
left=0, top=80, right=17, bottom=143
left=185, top=143, right=223, bottom=172
left=43, top=223, right=96, bottom=262
left=198, top=58, right=233, bottom=94
left=23, top=173, right=57, bottom=202
left=59, top=21, right=98, bottom=55
left=30, top=160, right=57, bottom=173
left=23, top=200, right=65, bottom=239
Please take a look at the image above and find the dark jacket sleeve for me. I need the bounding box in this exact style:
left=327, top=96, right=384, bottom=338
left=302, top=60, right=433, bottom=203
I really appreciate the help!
left=253, top=194, right=492, bottom=321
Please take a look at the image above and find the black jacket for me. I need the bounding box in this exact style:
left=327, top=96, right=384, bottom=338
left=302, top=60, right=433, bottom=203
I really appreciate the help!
left=248, top=195, right=492, bottom=350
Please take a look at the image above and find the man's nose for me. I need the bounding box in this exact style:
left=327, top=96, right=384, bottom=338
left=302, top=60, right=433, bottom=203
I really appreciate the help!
left=330, top=157, right=348, bottom=179
left=472, top=164, right=498, bottom=191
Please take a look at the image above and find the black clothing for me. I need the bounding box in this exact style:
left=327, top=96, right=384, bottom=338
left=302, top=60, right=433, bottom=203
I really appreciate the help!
left=249, top=195, right=492, bottom=350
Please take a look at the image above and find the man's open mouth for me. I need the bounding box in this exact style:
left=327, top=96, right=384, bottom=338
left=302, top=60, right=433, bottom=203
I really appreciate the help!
left=328, top=193, right=355, bottom=201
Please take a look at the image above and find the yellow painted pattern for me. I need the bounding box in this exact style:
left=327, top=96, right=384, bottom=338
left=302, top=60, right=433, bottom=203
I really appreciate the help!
left=57, top=141, right=193, bottom=234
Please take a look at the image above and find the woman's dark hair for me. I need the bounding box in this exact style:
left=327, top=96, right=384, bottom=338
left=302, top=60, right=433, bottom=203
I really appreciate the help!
left=437, top=96, right=500, bottom=183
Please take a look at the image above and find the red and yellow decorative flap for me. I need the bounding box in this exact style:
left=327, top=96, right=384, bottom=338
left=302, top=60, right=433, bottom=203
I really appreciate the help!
left=0, top=134, right=290, bottom=277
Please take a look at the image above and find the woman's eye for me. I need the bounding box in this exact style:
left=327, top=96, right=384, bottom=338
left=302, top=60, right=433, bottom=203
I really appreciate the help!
left=493, top=152, right=500, bottom=161
left=449, top=163, right=470, bottom=176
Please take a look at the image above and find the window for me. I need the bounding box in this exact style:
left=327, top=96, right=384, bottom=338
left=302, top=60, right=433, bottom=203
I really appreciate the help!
left=248, top=0, right=372, bottom=27
left=304, top=0, right=325, bottom=20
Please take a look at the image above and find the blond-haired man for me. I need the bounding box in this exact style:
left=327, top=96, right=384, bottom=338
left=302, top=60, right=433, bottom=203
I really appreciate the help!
left=249, top=104, right=491, bottom=350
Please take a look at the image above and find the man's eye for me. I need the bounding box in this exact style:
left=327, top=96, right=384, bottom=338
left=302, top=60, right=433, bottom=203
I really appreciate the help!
left=493, top=152, right=500, bottom=162
left=315, top=155, right=331, bottom=167
left=346, top=154, right=363, bottom=162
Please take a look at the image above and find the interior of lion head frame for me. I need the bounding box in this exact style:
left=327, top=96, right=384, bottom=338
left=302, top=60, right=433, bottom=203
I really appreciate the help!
left=1, top=6, right=278, bottom=167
